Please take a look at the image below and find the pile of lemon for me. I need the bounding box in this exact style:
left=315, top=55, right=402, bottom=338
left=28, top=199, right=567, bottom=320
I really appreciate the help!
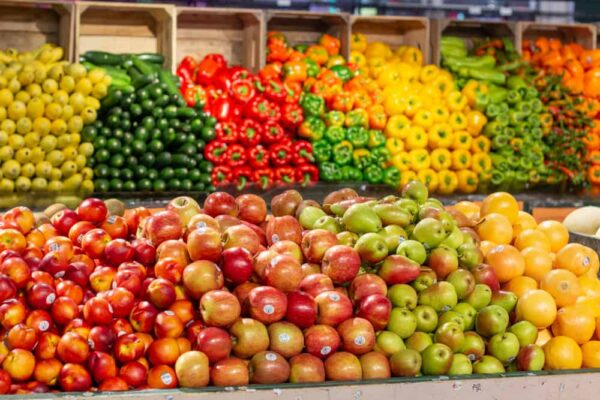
left=0, top=44, right=107, bottom=193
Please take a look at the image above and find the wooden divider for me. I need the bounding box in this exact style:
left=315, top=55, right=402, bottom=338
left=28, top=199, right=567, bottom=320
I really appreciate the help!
left=518, top=22, right=596, bottom=52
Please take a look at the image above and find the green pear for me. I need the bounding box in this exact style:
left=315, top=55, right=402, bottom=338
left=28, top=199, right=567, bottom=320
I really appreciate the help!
left=299, top=206, right=326, bottom=230
left=342, top=203, right=382, bottom=234
left=313, top=215, right=343, bottom=233
left=396, top=198, right=419, bottom=220
left=412, top=218, right=447, bottom=248
left=440, top=225, right=465, bottom=249
left=337, top=231, right=359, bottom=247
left=418, top=281, right=458, bottom=312
left=448, top=353, right=473, bottom=375
left=374, top=330, right=405, bottom=357
left=466, top=284, right=492, bottom=310
left=405, top=332, right=433, bottom=353
left=401, top=180, right=428, bottom=204
left=453, top=302, right=477, bottom=331
left=379, top=225, right=408, bottom=253
left=373, top=203, right=412, bottom=227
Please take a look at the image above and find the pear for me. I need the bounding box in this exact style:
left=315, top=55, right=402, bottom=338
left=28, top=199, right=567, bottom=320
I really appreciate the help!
left=418, top=282, right=458, bottom=312
left=342, top=203, right=382, bottom=234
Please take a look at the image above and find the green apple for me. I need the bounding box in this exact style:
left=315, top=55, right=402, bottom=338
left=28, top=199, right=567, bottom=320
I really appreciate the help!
left=453, top=302, right=477, bottom=331
left=396, top=239, right=427, bottom=265
left=446, top=269, right=475, bottom=300
left=411, top=268, right=437, bottom=292
left=509, top=320, right=538, bottom=347
left=457, top=243, right=483, bottom=269
left=473, top=355, right=505, bottom=374
left=387, top=307, right=417, bottom=339
left=313, top=215, right=342, bottom=233
left=299, top=206, right=326, bottom=229
left=379, top=225, right=408, bottom=253
left=488, top=332, right=520, bottom=364
left=434, top=322, right=465, bottom=352
left=387, top=284, right=417, bottom=309
left=418, top=281, right=458, bottom=312
left=448, top=353, right=473, bottom=375
left=412, top=218, right=447, bottom=248
left=440, top=225, right=465, bottom=249
left=466, top=283, right=492, bottom=310
left=421, top=343, right=454, bottom=375
left=405, top=332, right=433, bottom=353
left=459, top=332, right=485, bottom=362
left=374, top=330, right=405, bottom=357
left=437, top=310, right=465, bottom=330
left=412, top=305, right=438, bottom=333
left=516, top=344, right=545, bottom=371
left=337, top=231, right=359, bottom=247
left=389, top=348, right=422, bottom=377
left=342, top=204, right=382, bottom=234
left=354, top=232, right=388, bottom=264
left=490, top=290, right=518, bottom=313
left=475, top=305, right=509, bottom=338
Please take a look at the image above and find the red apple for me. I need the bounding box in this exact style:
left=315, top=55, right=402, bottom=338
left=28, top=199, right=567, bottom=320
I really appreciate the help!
left=154, top=257, right=185, bottom=284
left=25, top=309, right=53, bottom=335
left=89, top=266, right=116, bottom=293
left=26, top=282, right=55, bottom=310
left=472, top=263, right=501, bottom=292
left=147, top=337, right=180, bottom=366
left=182, top=260, right=224, bottom=299
left=187, top=214, right=220, bottom=233
left=215, top=215, right=242, bottom=233
left=87, top=351, right=117, bottom=384
left=107, top=287, right=135, bottom=318
left=229, top=318, right=269, bottom=359
left=56, top=332, right=89, bottom=364
left=175, top=350, right=209, bottom=388
left=200, top=290, right=241, bottom=327
left=114, top=333, right=145, bottom=363
left=114, top=269, right=143, bottom=296
left=249, top=351, right=290, bottom=384
left=101, top=215, right=129, bottom=239
left=268, top=321, right=304, bottom=358
left=222, top=224, right=261, bottom=255
left=5, top=323, right=37, bottom=351
left=315, top=290, right=353, bottom=326
left=88, top=326, right=116, bottom=353
left=3, top=207, right=34, bottom=235
left=83, top=297, right=113, bottom=326
left=304, top=324, right=341, bottom=359
left=289, top=353, right=325, bottom=383
left=104, top=239, right=135, bottom=266
left=337, top=317, right=376, bottom=355
left=119, top=361, right=147, bottom=388
left=286, top=290, right=317, bottom=329
left=210, top=357, right=249, bottom=387
left=348, top=273, right=388, bottom=304
left=301, top=229, right=338, bottom=263
left=147, top=365, right=177, bottom=389
left=265, top=254, right=303, bottom=292
left=146, top=278, right=176, bottom=309
left=253, top=249, right=278, bottom=280
left=81, top=229, right=111, bottom=259
left=59, top=363, right=91, bottom=392
left=143, top=211, right=183, bottom=246
left=236, top=194, right=267, bottom=224
left=324, top=352, right=362, bottom=381
left=196, top=327, right=232, bottom=363
left=204, top=192, right=239, bottom=217
left=247, top=286, right=287, bottom=324
left=32, top=358, right=61, bottom=387
left=266, top=216, right=302, bottom=245
left=51, top=296, right=79, bottom=326
left=299, top=273, right=334, bottom=297
left=187, top=227, right=222, bottom=262
left=76, top=198, right=108, bottom=224
left=129, top=301, right=158, bottom=333
left=154, top=311, right=184, bottom=339
left=0, top=275, right=16, bottom=303
left=98, top=376, right=128, bottom=391
left=357, top=294, right=392, bottom=331
left=63, top=262, right=91, bottom=288
left=35, top=332, right=60, bottom=360
left=131, top=238, right=156, bottom=267
left=221, top=247, right=253, bottom=285
left=166, top=196, right=201, bottom=227
left=360, top=351, right=391, bottom=380
left=1, top=257, right=29, bottom=289
left=51, top=209, right=80, bottom=236
left=322, top=245, right=361, bottom=284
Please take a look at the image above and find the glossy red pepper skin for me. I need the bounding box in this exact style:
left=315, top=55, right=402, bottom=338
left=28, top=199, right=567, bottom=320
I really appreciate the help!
left=246, top=96, right=271, bottom=121
left=275, top=167, right=295, bottom=184
left=247, top=145, right=270, bottom=169
left=267, top=103, right=281, bottom=121
left=183, top=85, right=207, bottom=107
left=269, top=143, right=292, bottom=167
left=296, top=164, right=319, bottom=185
left=215, top=121, right=238, bottom=143
left=230, top=66, right=251, bottom=81
left=280, top=103, right=304, bottom=130
left=211, top=165, right=233, bottom=186
left=239, top=120, right=262, bottom=147
left=195, top=54, right=226, bottom=86
left=233, top=166, right=252, bottom=190
left=213, top=69, right=232, bottom=93
left=253, top=168, right=274, bottom=189
left=264, top=79, right=286, bottom=103
left=262, top=121, right=285, bottom=144
left=284, top=81, right=302, bottom=104
left=177, top=56, right=197, bottom=86
left=204, top=140, right=228, bottom=165
left=230, top=79, right=256, bottom=104
left=291, top=140, right=314, bottom=165
left=210, top=96, right=233, bottom=121
left=225, top=144, right=247, bottom=168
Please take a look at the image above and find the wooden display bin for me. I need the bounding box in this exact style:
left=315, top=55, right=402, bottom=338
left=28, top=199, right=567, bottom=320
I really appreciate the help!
left=265, top=10, right=350, bottom=63
left=518, top=22, right=596, bottom=52
left=351, top=16, right=430, bottom=63
left=0, top=0, right=73, bottom=61
left=176, top=7, right=264, bottom=73
left=430, top=19, right=519, bottom=65
left=74, top=1, right=175, bottom=70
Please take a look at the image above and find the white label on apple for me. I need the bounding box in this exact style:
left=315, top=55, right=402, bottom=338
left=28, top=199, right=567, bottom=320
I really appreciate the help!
left=38, top=320, right=49, bottom=331
left=583, top=256, right=590, bottom=266
left=107, top=215, right=117, bottom=224
left=49, top=243, right=60, bottom=252
left=54, top=271, right=65, bottom=278
left=354, top=336, right=365, bottom=346
left=265, top=352, right=277, bottom=361
left=161, top=372, right=173, bottom=385
left=196, top=221, right=207, bottom=229
left=197, top=226, right=206, bottom=234
left=398, top=236, right=406, bottom=244
left=88, top=339, right=95, bottom=350
left=164, top=310, right=175, bottom=316
left=320, top=346, right=331, bottom=355
left=279, top=333, right=290, bottom=343
left=108, top=304, right=114, bottom=314
left=46, top=293, right=56, bottom=305
left=441, top=305, right=450, bottom=312
left=271, top=234, right=280, bottom=243
left=263, top=304, right=275, bottom=314
left=329, top=293, right=340, bottom=301
left=467, top=354, right=476, bottom=361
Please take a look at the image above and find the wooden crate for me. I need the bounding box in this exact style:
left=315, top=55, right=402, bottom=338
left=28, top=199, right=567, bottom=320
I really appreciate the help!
left=176, top=7, right=264, bottom=73
left=74, top=1, right=175, bottom=70
left=351, top=16, right=430, bottom=63
left=265, top=10, right=350, bottom=63
left=431, top=19, right=519, bottom=65
left=518, top=22, right=596, bottom=52
left=0, top=0, right=73, bottom=61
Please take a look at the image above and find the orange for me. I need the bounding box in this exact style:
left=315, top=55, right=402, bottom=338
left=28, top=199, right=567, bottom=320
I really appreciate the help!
left=551, top=306, right=595, bottom=344
left=540, top=269, right=580, bottom=307
left=537, top=220, right=569, bottom=253
left=583, top=259, right=600, bottom=280
left=597, top=316, right=600, bottom=340
left=514, top=229, right=552, bottom=252
left=480, top=192, right=519, bottom=224
left=536, top=328, right=552, bottom=347
left=578, top=275, right=600, bottom=299
left=516, top=289, right=557, bottom=328
left=485, top=244, right=525, bottom=283
left=504, top=276, right=538, bottom=298
left=452, top=201, right=480, bottom=221
left=513, top=211, right=538, bottom=237
left=521, top=247, right=553, bottom=282
left=575, top=297, right=600, bottom=318
left=477, top=213, right=513, bottom=245
left=581, top=341, right=600, bottom=368
left=479, top=240, right=497, bottom=257
left=543, top=336, right=582, bottom=370
left=555, top=243, right=594, bottom=276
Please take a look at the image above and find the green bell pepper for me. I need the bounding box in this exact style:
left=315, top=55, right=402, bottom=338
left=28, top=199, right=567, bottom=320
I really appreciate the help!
left=324, top=126, right=346, bottom=144
left=367, top=129, right=386, bottom=149
left=319, top=162, right=342, bottom=182
left=345, top=109, right=368, bottom=128
left=330, top=65, right=352, bottom=82
left=489, top=85, right=508, bottom=104
left=484, top=121, right=503, bottom=137
left=312, top=140, right=332, bottom=163
left=352, top=149, right=372, bottom=170
left=492, top=134, right=510, bottom=149
left=295, top=44, right=308, bottom=53
left=371, top=146, right=391, bottom=166
left=509, top=110, right=527, bottom=126
left=486, top=103, right=501, bottom=118
left=474, top=92, right=489, bottom=112
left=299, top=116, right=326, bottom=141
left=341, top=165, right=363, bottom=181
left=507, top=76, right=527, bottom=90
left=325, top=111, right=345, bottom=127
left=300, top=93, right=325, bottom=117
left=364, top=164, right=384, bottom=184
left=383, top=166, right=401, bottom=187
left=506, top=90, right=522, bottom=105
left=304, top=58, right=320, bottom=78
left=346, top=126, right=369, bottom=148
left=332, top=141, right=354, bottom=166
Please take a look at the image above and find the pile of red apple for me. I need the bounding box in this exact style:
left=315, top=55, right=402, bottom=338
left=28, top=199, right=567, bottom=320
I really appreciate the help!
left=0, top=181, right=546, bottom=394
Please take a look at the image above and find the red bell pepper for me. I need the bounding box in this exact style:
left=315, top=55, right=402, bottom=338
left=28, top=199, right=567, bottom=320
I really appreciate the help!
left=195, top=54, right=226, bottom=86
left=211, top=165, right=233, bottom=186
left=246, top=96, right=271, bottom=121
left=253, top=168, right=274, bottom=189
left=213, top=69, right=232, bottom=93
left=204, top=140, right=228, bottom=165
left=275, top=167, right=295, bottom=184
left=183, top=85, right=207, bottom=107
left=211, top=96, right=234, bottom=121
left=280, top=103, right=304, bottom=129
left=284, top=81, right=302, bottom=104
left=239, top=120, right=262, bottom=147
left=269, top=143, right=292, bottom=167
left=262, top=121, right=285, bottom=144
left=264, top=79, right=287, bottom=103
left=215, top=121, right=238, bottom=143
left=230, top=79, right=256, bottom=104
left=296, top=164, right=319, bottom=186
left=225, top=144, right=246, bottom=168
left=230, top=66, right=250, bottom=81
left=291, top=141, right=314, bottom=165
left=233, top=166, right=252, bottom=190
left=176, top=56, right=197, bottom=86
left=267, top=103, right=281, bottom=121
left=247, top=145, right=270, bottom=169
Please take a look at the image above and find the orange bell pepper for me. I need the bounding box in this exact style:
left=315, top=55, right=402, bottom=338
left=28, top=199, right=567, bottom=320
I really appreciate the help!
left=319, top=34, right=341, bottom=56
left=549, top=38, right=562, bottom=51
left=589, top=165, right=600, bottom=184
left=542, top=50, right=564, bottom=68
left=565, top=59, right=584, bottom=79
left=282, top=60, right=307, bottom=82
left=330, top=92, right=354, bottom=113
left=580, top=49, right=600, bottom=69
left=584, top=134, right=600, bottom=151
left=534, top=37, right=550, bottom=54
left=288, top=50, right=306, bottom=62
left=260, top=63, right=282, bottom=81
left=561, top=45, right=578, bottom=62
left=368, top=104, right=387, bottom=130
left=584, top=68, right=600, bottom=97
left=305, top=45, right=329, bottom=65
left=352, top=89, right=372, bottom=109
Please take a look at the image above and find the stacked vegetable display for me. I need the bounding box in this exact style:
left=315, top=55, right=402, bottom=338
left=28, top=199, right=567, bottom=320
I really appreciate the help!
left=176, top=54, right=317, bottom=189
left=0, top=44, right=107, bottom=194
left=80, top=51, right=214, bottom=192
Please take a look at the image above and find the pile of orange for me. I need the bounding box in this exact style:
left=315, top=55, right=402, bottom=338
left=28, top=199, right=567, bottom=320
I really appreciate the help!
left=457, top=192, right=600, bottom=370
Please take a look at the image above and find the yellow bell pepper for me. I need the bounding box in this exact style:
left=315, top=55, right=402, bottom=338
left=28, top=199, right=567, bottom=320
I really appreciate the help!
left=449, top=112, right=468, bottom=131
left=402, top=47, right=423, bottom=66
left=437, top=170, right=458, bottom=194
left=383, top=92, right=406, bottom=116
left=417, top=168, right=439, bottom=192
left=421, top=85, right=442, bottom=106
left=432, top=75, right=454, bottom=97
left=400, top=170, right=417, bottom=187
left=367, top=57, right=386, bottom=79
left=430, top=148, right=452, bottom=171
left=351, top=33, right=368, bottom=52
left=409, top=149, right=431, bottom=170
left=349, top=51, right=367, bottom=68
left=326, top=55, right=346, bottom=68
left=472, top=153, right=492, bottom=173
left=457, top=170, right=478, bottom=193
left=431, top=105, right=450, bottom=122
left=413, top=109, right=434, bottom=129
left=428, top=123, right=454, bottom=149
left=405, top=126, right=428, bottom=150
left=451, top=130, right=473, bottom=150
left=466, top=110, right=487, bottom=135
left=391, top=152, right=411, bottom=171
left=365, top=42, right=392, bottom=60
left=451, top=149, right=472, bottom=170
left=395, top=46, right=408, bottom=58
left=461, top=80, right=486, bottom=106
left=471, top=135, right=491, bottom=153
left=377, top=67, right=401, bottom=88
left=385, top=115, right=411, bottom=138
left=403, top=93, right=423, bottom=118
left=419, top=65, right=439, bottom=83
left=446, top=91, right=468, bottom=112
left=386, top=137, right=405, bottom=155
left=395, top=62, right=420, bottom=82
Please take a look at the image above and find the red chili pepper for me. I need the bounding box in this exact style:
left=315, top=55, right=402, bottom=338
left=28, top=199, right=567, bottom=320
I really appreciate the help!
left=183, top=85, right=207, bottom=107
left=215, top=121, right=238, bottom=143
left=269, top=143, right=292, bottom=167
left=264, top=79, right=287, bottom=103
left=262, top=121, right=285, bottom=144
left=195, top=54, right=226, bottom=86
left=291, top=141, right=314, bottom=165
left=295, top=164, right=319, bottom=186
left=238, top=120, right=262, bottom=147
left=233, top=166, right=252, bottom=190
left=176, top=56, right=197, bottom=86
left=246, top=96, right=271, bottom=121
left=204, top=140, right=228, bottom=165
left=280, top=103, right=304, bottom=130
left=275, top=167, right=295, bottom=184
left=247, top=145, right=270, bottom=169
left=211, top=165, right=233, bottom=186
left=225, top=144, right=246, bottom=168
left=211, top=96, right=233, bottom=121
left=253, top=168, right=274, bottom=189
left=230, top=79, right=256, bottom=104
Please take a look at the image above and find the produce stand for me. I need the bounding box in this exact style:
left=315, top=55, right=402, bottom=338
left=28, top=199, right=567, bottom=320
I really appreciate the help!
left=518, top=22, right=597, bottom=52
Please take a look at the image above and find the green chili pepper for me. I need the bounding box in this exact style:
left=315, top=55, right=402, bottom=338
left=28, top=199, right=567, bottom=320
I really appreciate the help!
left=319, top=162, right=342, bottom=182
left=329, top=65, right=352, bottom=82
left=352, top=149, right=372, bottom=170
left=364, top=164, right=384, bottom=184
left=312, top=140, right=332, bottom=163
left=507, top=90, right=522, bottom=105
left=341, top=165, right=363, bottom=181
left=367, top=130, right=386, bottom=149
left=324, top=126, right=345, bottom=144
left=346, top=126, right=369, bottom=148
left=467, top=68, right=505, bottom=85
left=299, top=116, right=326, bottom=141
left=486, top=103, right=501, bottom=118
left=507, top=76, right=527, bottom=90
left=332, top=141, right=354, bottom=166
left=325, top=111, right=345, bottom=127
left=488, top=85, right=508, bottom=104
left=300, top=93, right=325, bottom=117
left=383, top=166, right=401, bottom=187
